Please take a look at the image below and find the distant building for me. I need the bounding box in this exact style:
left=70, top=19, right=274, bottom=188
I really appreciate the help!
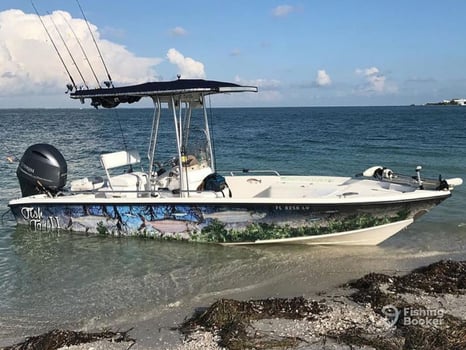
left=435, top=98, right=466, bottom=106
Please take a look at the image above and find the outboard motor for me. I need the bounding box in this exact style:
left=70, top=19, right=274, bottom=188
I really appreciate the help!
left=16, top=144, right=67, bottom=197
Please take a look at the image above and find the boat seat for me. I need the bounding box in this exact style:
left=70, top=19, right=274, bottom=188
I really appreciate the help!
left=70, top=176, right=105, bottom=191
left=111, top=172, right=147, bottom=190
left=100, top=149, right=147, bottom=191
left=100, top=149, right=141, bottom=169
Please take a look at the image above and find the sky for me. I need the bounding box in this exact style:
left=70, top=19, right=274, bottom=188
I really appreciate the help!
left=1, top=1, right=466, bottom=108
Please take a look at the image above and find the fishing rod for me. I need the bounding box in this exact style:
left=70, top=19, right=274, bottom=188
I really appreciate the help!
left=31, top=1, right=77, bottom=92
left=75, top=0, right=114, bottom=88
left=117, top=117, right=133, bottom=172
left=59, top=11, right=101, bottom=88
left=48, top=12, right=89, bottom=89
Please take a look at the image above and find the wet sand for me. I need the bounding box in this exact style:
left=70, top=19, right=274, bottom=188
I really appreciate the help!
left=4, top=259, right=465, bottom=350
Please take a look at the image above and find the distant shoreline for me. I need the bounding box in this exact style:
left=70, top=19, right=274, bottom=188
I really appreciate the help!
left=425, top=98, right=466, bottom=106
left=425, top=103, right=466, bottom=106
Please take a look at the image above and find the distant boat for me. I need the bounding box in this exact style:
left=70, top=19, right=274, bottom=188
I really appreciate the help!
left=8, top=78, right=462, bottom=245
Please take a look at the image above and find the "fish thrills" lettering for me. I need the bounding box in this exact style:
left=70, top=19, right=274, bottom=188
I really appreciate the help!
left=20, top=207, right=60, bottom=230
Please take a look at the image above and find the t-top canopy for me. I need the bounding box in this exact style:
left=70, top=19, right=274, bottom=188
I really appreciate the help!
left=70, top=79, right=258, bottom=108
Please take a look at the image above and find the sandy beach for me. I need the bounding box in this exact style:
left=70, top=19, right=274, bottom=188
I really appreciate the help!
left=3, top=259, right=465, bottom=350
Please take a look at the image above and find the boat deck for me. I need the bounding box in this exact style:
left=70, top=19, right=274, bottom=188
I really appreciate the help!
left=226, top=175, right=417, bottom=200
left=10, top=174, right=446, bottom=206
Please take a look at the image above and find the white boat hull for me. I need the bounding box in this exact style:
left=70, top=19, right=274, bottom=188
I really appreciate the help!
left=222, top=219, right=414, bottom=246
left=9, top=174, right=451, bottom=245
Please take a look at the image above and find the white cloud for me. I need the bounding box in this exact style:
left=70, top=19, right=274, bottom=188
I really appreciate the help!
left=233, top=76, right=282, bottom=103
left=315, top=69, right=331, bottom=87
left=166, top=48, right=205, bottom=78
left=0, top=9, right=162, bottom=96
left=355, top=66, right=397, bottom=94
left=272, top=5, right=295, bottom=17
left=170, top=26, right=187, bottom=36
left=234, top=76, right=281, bottom=90
left=356, top=67, right=380, bottom=77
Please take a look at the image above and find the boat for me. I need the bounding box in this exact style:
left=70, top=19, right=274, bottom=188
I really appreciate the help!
left=8, top=78, right=463, bottom=245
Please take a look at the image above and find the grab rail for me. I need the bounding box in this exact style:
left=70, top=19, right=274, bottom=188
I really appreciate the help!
left=226, top=169, right=281, bottom=176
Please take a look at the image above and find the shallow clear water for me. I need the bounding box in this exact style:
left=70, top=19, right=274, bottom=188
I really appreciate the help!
left=0, top=106, right=465, bottom=344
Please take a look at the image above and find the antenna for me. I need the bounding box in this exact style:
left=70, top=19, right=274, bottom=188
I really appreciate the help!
left=48, top=12, right=89, bottom=89
left=76, top=0, right=114, bottom=88
left=59, top=12, right=101, bottom=88
left=31, top=1, right=77, bottom=92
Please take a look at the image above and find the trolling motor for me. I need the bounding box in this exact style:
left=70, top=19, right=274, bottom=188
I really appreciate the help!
left=415, top=166, right=423, bottom=189
left=414, top=166, right=451, bottom=190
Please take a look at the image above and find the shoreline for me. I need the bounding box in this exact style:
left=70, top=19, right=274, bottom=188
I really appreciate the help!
left=3, top=259, right=465, bottom=350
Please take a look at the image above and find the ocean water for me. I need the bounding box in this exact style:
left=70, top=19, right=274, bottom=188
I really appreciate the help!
left=0, top=106, right=465, bottom=345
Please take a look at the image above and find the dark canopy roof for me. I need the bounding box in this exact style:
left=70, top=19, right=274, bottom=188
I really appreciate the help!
left=70, top=79, right=258, bottom=108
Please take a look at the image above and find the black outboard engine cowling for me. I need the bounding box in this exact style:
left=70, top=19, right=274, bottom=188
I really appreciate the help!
left=16, top=144, right=67, bottom=197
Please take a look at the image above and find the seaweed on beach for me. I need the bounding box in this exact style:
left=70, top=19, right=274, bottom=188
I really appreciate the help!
left=346, top=260, right=466, bottom=309
left=329, top=326, right=403, bottom=350
left=179, top=296, right=327, bottom=349
left=2, top=328, right=135, bottom=350
left=393, top=259, right=466, bottom=294
left=331, top=315, right=466, bottom=350
left=345, top=272, right=399, bottom=311
left=338, top=260, right=466, bottom=350
left=402, top=317, right=466, bottom=350
left=3, top=260, right=464, bottom=350
left=178, top=260, right=466, bottom=349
